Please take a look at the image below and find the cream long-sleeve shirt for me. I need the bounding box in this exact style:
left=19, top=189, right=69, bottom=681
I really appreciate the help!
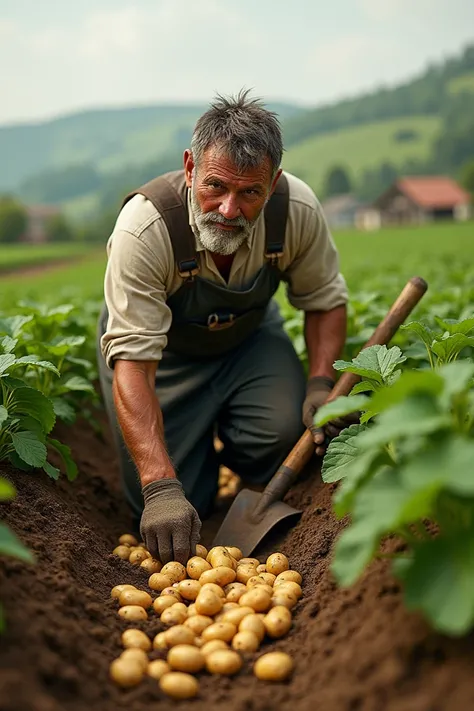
left=100, top=170, right=348, bottom=368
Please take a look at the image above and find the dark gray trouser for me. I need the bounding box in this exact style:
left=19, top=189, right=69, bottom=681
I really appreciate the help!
left=96, top=309, right=306, bottom=522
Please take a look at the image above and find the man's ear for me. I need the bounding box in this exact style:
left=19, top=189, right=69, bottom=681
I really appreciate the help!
left=184, top=150, right=195, bottom=188
left=268, top=168, right=283, bottom=197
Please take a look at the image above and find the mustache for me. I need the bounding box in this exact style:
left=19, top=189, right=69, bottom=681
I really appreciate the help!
left=199, top=212, right=250, bottom=229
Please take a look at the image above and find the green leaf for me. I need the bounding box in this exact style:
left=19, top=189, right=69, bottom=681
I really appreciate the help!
left=321, top=424, right=368, bottom=482
left=0, top=406, right=8, bottom=427
left=1, top=376, right=27, bottom=390
left=400, top=437, right=474, bottom=497
left=11, top=356, right=60, bottom=376
left=8, top=386, right=55, bottom=434
left=8, top=450, right=34, bottom=471
left=61, top=375, right=94, bottom=393
left=401, top=321, right=437, bottom=349
left=1, top=336, right=17, bottom=354
left=52, top=398, right=76, bottom=424
left=334, top=345, right=406, bottom=384
left=43, top=461, right=60, bottom=480
left=368, top=370, right=443, bottom=415
left=0, top=477, right=16, bottom=501
left=0, top=315, right=33, bottom=338
left=432, top=334, right=474, bottom=362
left=314, top=395, right=368, bottom=427
left=0, top=523, right=35, bottom=563
left=357, top=395, right=450, bottom=450
left=0, top=354, right=16, bottom=375
left=350, top=380, right=378, bottom=395
left=437, top=361, right=474, bottom=407
left=47, top=438, right=78, bottom=482
left=47, top=336, right=86, bottom=356
left=333, top=453, right=393, bottom=518
left=46, top=304, right=75, bottom=318
left=11, top=431, right=47, bottom=467
left=434, top=317, right=474, bottom=336
left=397, top=535, right=474, bottom=636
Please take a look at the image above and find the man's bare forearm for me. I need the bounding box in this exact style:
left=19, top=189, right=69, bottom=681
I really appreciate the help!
left=112, top=359, right=176, bottom=486
left=304, top=305, right=347, bottom=379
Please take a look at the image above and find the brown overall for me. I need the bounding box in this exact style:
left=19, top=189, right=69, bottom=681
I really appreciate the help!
left=96, top=171, right=306, bottom=521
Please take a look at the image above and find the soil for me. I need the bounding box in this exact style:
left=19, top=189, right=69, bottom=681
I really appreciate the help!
left=1, top=407, right=474, bottom=711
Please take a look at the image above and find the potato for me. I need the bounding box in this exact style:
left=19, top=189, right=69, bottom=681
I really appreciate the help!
left=187, top=603, right=198, bottom=617
left=140, top=557, right=162, bottom=575
left=274, top=581, right=302, bottom=599
left=200, top=583, right=225, bottom=599
left=160, top=587, right=183, bottom=602
left=236, top=564, right=259, bottom=584
left=149, top=573, right=172, bottom=592
left=271, top=589, right=298, bottom=610
left=185, top=614, right=214, bottom=636
left=225, top=546, right=243, bottom=561
left=120, top=648, right=148, bottom=672
left=119, top=589, right=152, bottom=609
left=256, top=564, right=267, bottom=574
left=200, top=639, right=229, bottom=657
left=159, top=671, right=199, bottom=699
left=206, top=546, right=227, bottom=563
left=258, top=573, right=276, bottom=587
left=153, top=595, right=178, bottom=615
left=121, top=629, right=151, bottom=652
left=206, top=649, right=242, bottom=676
left=119, top=534, right=138, bottom=547
left=118, top=605, right=148, bottom=621
left=209, top=550, right=237, bottom=570
left=195, top=590, right=223, bottom=617
left=129, top=549, right=149, bottom=565
left=221, top=606, right=255, bottom=627
left=153, top=631, right=168, bottom=650
left=201, top=621, right=237, bottom=643
left=160, top=562, right=187, bottom=584
left=161, top=606, right=187, bottom=626
left=164, top=625, right=196, bottom=648
left=167, top=644, right=205, bottom=673
left=239, top=587, right=271, bottom=613
left=187, top=556, right=212, bottom=580
left=147, top=659, right=170, bottom=680
left=263, top=606, right=292, bottom=639
left=109, top=657, right=143, bottom=687
left=200, top=566, right=236, bottom=586
left=266, top=553, right=289, bottom=576
left=221, top=602, right=240, bottom=613
left=232, top=630, right=260, bottom=653
left=111, top=584, right=136, bottom=599
left=247, top=575, right=269, bottom=588
left=239, top=557, right=260, bottom=567
left=274, top=570, right=302, bottom=586
left=113, top=545, right=131, bottom=560
left=195, top=544, right=208, bottom=559
left=224, top=582, right=247, bottom=603
left=253, top=651, right=294, bottom=682
left=239, top=614, right=265, bottom=642
left=170, top=602, right=188, bottom=615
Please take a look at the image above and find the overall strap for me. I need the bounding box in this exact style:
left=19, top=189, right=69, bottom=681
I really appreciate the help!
left=264, top=173, right=289, bottom=266
left=122, top=171, right=199, bottom=280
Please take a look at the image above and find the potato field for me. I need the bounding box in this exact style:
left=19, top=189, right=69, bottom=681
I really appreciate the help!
left=1, top=222, right=474, bottom=711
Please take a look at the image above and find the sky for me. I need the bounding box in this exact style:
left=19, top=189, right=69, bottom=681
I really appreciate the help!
left=1, top=0, right=473, bottom=126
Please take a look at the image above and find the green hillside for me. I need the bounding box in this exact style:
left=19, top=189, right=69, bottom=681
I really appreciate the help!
left=283, top=115, right=441, bottom=195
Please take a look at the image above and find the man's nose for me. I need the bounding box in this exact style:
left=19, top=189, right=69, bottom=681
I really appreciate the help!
left=219, top=193, right=241, bottom=220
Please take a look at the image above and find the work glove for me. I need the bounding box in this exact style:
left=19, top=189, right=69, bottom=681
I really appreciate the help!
left=302, top=376, right=360, bottom=456
left=140, top=478, right=201, bottom=565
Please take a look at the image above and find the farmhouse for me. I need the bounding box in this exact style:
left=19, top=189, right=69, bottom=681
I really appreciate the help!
left=23, top=204, right=61, bottom=243
left=371, top=176, right=471, bottom=226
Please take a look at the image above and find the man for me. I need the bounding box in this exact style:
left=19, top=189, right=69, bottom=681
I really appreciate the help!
left=97, top=90, right=348, bottom=565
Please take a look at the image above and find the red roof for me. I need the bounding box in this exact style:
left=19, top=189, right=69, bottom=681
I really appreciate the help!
left=397, top=176, right=470, bottom=209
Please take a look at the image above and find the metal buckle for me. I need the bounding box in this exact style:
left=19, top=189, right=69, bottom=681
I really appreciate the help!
left=265, top=242, right=283, bottom=266
left=207, top=313, right=235, bottom=330
left=178, top=258, right=200, bottom=281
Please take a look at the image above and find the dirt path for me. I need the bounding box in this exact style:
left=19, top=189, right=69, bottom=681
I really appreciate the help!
left=0, top=250, right=103, bottom=280
left=1, top=409, right=474, bottom=711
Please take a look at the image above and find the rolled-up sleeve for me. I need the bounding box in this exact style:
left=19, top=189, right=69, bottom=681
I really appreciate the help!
left=285, top=196, right=348, bottom=312
left=100, top=228, right=172, bottom=368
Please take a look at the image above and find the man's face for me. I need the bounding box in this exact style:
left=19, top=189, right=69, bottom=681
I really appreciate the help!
left=185, top=146, right=281, bottom=256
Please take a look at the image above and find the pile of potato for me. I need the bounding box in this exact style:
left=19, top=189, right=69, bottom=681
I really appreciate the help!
left=110, top=535, right=301, bottom=699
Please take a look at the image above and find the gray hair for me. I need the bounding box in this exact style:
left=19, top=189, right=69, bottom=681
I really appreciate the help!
left=190, top=89, right=283, bottom=177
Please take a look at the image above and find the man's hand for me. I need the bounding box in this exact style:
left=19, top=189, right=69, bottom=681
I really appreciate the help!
left=140, top=479, right=201, bottom=565
left=302, top=375, right=334, bottom=454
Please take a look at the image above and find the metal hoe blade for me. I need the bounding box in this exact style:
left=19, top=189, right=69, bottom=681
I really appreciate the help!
left=211, top=488, right=302, bottom=557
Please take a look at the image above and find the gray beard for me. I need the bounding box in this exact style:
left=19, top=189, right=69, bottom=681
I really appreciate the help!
left=190, top=186, right=254, bottom=256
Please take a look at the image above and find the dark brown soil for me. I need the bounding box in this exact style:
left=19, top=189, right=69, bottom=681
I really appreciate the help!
left=1, top=409, right=474, bottom=711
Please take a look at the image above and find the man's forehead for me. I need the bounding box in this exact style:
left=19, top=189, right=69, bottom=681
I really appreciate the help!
left=199, top=147, right=272, bottom=184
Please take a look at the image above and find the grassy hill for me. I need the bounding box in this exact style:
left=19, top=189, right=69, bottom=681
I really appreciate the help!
left=282, top=115, right=441, bottom=196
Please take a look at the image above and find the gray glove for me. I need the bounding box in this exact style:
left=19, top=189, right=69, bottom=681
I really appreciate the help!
left=140, top=479, right=201, bottom=565
left=302, top=376, right=335, bottom=445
